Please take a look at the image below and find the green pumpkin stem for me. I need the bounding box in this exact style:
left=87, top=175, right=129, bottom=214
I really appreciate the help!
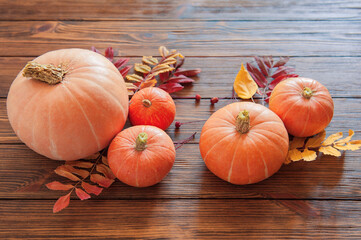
left=236, top=110, right=250, bottom=134
left=135, top=132, right=148, bottom=151
left=22, top=61, right=67, bottom=85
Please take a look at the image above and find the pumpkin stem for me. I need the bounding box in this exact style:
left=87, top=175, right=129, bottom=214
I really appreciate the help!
left=236, top=110, right=250, bottom=134
left=135, top=132, right=148, bottom=151
left=142, top=99, right=152, bottom=108
left=22, top=61, right=67, bottom=85
left=302, top=87, right=313, bottom=99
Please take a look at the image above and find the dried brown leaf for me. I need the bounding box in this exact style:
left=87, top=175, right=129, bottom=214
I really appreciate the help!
left=46, top=181, right=73, bottom=191
left=305, top=130, right=326, bottom=148
left=96, top=164, right=116, bottom=180
left=102, top=156, right=109, bottom=166
left=54, top=165, right=80, bottom=181
left=289, top=137, right=306, bottom=150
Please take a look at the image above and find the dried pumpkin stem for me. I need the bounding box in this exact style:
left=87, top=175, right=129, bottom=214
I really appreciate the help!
left=236, top=110, right=250, bottom=134
left=135, top=132, right=148, bottom=151
left=142, top=99, right=152, bottom=108
left=22, top=61, right=67, bottom=85
left=302, top=87, right=313, bottom=99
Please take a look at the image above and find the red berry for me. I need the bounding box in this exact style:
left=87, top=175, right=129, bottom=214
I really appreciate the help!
left=195, top=94, right=201, bottom=101
left=210, top=97, right=219, bottom=104
left=175, top=121, right=182, bottom=129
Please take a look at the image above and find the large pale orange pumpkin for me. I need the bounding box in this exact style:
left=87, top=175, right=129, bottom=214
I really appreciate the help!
left=108, top=125, right=175, bottom=187
left=7, top=48, right=129, bottom=160
left=199, top=102, right=289, bottom=185
left=269, top=77, right=334, bottom=137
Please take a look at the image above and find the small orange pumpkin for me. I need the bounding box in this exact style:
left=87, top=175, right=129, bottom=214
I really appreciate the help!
left=108, top=125, right=175, bottom=187
left=129, top=87, right=176, bottom=130
left=7, top=48, right=129, bottom=160
left=199, top=102, right=289, bottom=185
left=269, top=77, right=334, bottom=137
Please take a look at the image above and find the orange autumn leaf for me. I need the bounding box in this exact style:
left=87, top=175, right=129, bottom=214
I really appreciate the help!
left=140, top=78, right=157, bottom=88
left=66, top=161, right=93, bottom=169
left=289, top=137, right=306, bottom=150
left=81, top=182, right=103, bottom=196
left=75, top=188, right=91, bottom=200
left=90, top=174, right=114, bottom=188
left=53, top=192, right=71, bottom=213
left=322, top=132, right=343, bottom=146
left=288, top=148, right=303, bottom=162
left=319, top=146, right=341, bottom=157
left=54, top=165, right=80, bottom=181
left=46, top=181, right=73, bottom=191
left=233, top=63, right=258, bottom=99
left=334, top=129, right=354, bottom=145
left=305, top=130, right=326, bottom=148
left=96, top=164, right=116, bottom=180
left=301, top=148, right=317, bottom=161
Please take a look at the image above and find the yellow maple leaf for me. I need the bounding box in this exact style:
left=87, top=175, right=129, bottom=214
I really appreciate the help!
left=233, top=63, right=258, bottom=99
left=322, top=132, right=343, bottom=146
left=334, top=129, right=354, bottom=145
left=288, top=149, right=303, bottom=162
left=301, top=148, right=317, bottom=161
left=319, top=146, right=341, bottom=157
left=289, top=137, right=306, bottom=150
left=334, top=142, right=361, bottom=151
left=305, top=130, right=326, bottom=148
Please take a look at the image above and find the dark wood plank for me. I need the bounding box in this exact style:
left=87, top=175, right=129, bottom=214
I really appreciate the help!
left=0, top=21, right=360, bottom=57
left=1, top=0, right=360, bottom=21
left=1, top=98, right=360, bottom=144
left=1, top=57, right=360, bottom=98
left=0, top=127, right=360, bottom=200
left=1, top=199, right=360, bottom=239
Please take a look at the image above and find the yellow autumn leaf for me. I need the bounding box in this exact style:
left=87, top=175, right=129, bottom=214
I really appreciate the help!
left=134, top=63, right=151, bottom=74
left=349, top=140, right=361, bottom=145
left=289, top=137, right=306, bottom=150
left=159, top=46, right=169, bottom=57
left=334, top=129, right=354, bottom=145
left=305, top=130, right=326, bottom=148
left=334, top=142, right=361, bottom=151
left=233, top=63, right=258, bottom=99
left=140, top=78, right=157, bottom=89
left=126, top=74, right=144, bottom=82
left=152, top=64, right=174, bottom=76
left=322, top=132, right=343, bottom=146
left=142, top=56, right=159, bottom=66
left=288, top=149, right=303, bottom=162
left=301, top=148, right=317, bottom=161
left=284, top=157, right=292, bottom=165
left=319, top=146, right=341, bottom=157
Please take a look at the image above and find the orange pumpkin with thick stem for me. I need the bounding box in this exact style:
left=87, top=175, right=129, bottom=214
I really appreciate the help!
left=7, top=48, right=129, bottom=161
left=108, top=125, right=175, bottom=187
left=199, top=102, right=289, bottom=185
left=129, top=87, right=176, bottom=130
left=269, top=77, right=334, bottom=137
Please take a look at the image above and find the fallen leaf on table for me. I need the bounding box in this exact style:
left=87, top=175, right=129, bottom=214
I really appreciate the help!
left=233, top=63, right=258, bottom=99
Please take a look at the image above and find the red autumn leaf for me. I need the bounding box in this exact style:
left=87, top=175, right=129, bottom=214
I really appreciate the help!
left=159, top=71, right=170, bottom=82
left=114, top=58, right=129, bottom=69
left=58, top=165, right=89, bottom=179
left=174, top=68, right=201, bottom=77
left=96, top=164, right=116, bottom=180
left=82, top=182, right=103, bottom=196
left=271, top=66, right=295, bottom=79
left=90, top=174, right=114, bottom=188
left=262, top=56, right=273, bottom=68
left=175, top=57, right=185, bottom=69
left=101, top=156, right=109, bottom=166
left=46, top=181, right=73, bottom=191
left=54, top=165, right=80, bottom=181
left=53, top=192, right=71, bottom=213
left=91, top=46, right=101, bottom=54
left=75, top=188, right=91, bottom=200
left=255, top=56, right=268, bottom=76
left=246, top=62, right=267, bottom=88
left=66, top=161, right=93, bottom=169
left=273, top=57, right=290, bottom=67
left=159, top=83, right=184, bottom=93
left=167, top=75, right=194, bottom=84
left=269, top=73, right=299, bottom=90
left=105, top=47, right=114, bottom=61
left=119, top=65, right=132, bottom=78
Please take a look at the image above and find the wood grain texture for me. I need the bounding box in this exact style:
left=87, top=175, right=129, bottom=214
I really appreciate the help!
left=1, top=98, right=360, bottom=144
left=1, top=56, right=361, bottom=98
left=1, top=0, right=360, bottom=21
left=1, top=199, right=360, bottom=239
left=0, top=21, right=360, bottom=57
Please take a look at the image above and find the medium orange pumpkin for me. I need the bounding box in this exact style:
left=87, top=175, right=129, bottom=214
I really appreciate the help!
left=7, top=48, right=129, bottom=160
left=108, top=125, right=175, bottom=187
left=269, top=77, right=334, bottom=137
left=129, top=87, right=176, bottom=130
left=199, top=102, right=289, bottom=185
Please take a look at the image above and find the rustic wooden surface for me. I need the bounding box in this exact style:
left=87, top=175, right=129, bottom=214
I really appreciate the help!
left=0, top=0, right=360, bottom=239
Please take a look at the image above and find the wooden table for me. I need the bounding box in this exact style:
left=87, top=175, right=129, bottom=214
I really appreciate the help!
left=1, top=0, right=360, bottom=239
